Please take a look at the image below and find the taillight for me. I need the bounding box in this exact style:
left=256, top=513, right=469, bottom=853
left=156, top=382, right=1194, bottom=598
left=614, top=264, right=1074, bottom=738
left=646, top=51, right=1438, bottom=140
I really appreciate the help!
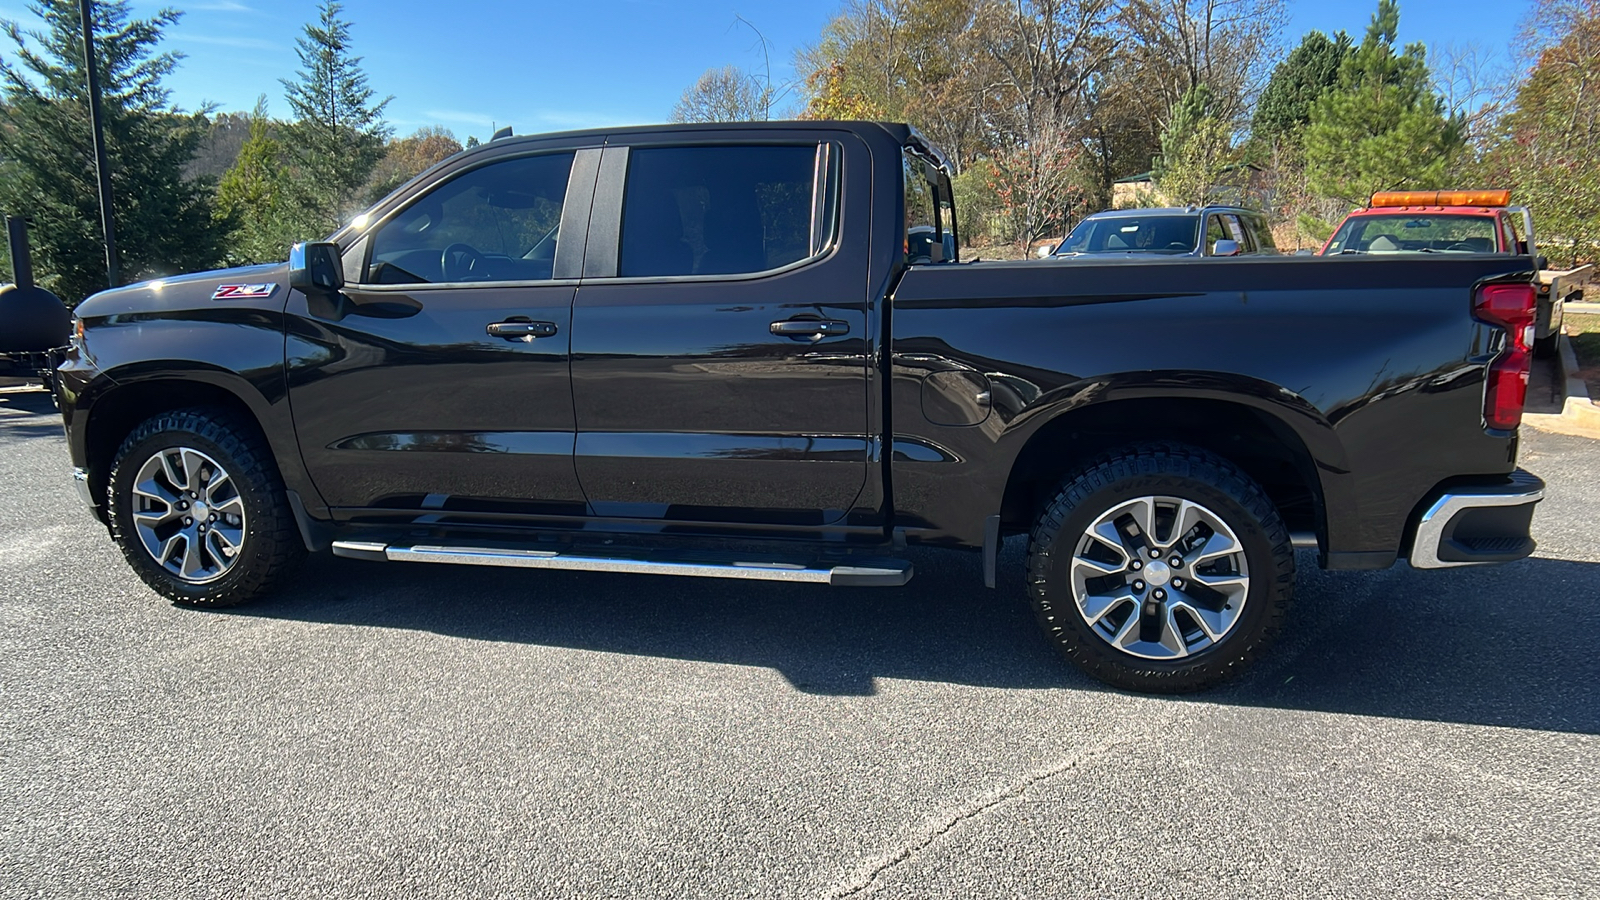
left=1473, top=283, right=1537, bottom=431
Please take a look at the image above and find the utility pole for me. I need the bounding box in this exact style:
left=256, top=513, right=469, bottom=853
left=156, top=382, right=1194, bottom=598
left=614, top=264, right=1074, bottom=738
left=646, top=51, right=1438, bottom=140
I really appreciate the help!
left=79, top=0, right=118, bottom=288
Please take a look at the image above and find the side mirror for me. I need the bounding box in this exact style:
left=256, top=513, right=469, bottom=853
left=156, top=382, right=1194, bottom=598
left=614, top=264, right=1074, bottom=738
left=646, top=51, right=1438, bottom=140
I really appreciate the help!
left=1536, top=255, right=1549, bottom=270
left=289, top=242, right=344, bottom=295
left=1212, top=239, right=1240, bottom=257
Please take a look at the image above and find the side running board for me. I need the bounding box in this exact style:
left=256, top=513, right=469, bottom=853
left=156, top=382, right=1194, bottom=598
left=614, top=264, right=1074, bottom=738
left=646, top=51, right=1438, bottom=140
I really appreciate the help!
left=330, top=541, right=914, bottom=587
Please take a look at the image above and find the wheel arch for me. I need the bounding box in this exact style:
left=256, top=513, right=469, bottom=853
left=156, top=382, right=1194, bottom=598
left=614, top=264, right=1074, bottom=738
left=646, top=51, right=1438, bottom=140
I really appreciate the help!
left=78, top=363, right=311, bottom=514
left=998, top=385, right=1346, bottom=555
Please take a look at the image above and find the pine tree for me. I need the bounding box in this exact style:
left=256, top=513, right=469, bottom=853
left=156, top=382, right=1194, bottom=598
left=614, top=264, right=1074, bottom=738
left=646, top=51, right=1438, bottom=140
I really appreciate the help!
left=280, top=1, right=391, bottom=236
left=1303, top=0, right=1463, bottom=206
left=0, top=0, right=227, bottom=304
left=1252, top=30, right=1353, bottom=152
left=214, top=96, right=299, bottom=265
left=1154, top=84, right=1234, bottom=205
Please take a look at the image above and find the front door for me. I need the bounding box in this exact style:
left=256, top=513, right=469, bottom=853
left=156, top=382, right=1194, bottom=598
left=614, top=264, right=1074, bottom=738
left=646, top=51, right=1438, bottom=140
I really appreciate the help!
left=569, top=134, right=873, bottom=527
left=286, top=147, right=595, bottom=520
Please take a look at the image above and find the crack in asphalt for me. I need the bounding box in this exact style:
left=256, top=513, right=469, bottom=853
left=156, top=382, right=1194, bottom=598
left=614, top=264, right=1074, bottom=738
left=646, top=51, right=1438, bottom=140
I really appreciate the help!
left=827, top=706, right=1177, bottom=899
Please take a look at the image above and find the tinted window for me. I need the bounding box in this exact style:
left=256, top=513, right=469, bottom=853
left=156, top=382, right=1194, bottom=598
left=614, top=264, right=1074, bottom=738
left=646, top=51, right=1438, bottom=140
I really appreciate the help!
left=366, top=152, right=575, bottom=285
left=904, top=148, right=955, bottom=264
left=619, top=145, right=820, bottom=278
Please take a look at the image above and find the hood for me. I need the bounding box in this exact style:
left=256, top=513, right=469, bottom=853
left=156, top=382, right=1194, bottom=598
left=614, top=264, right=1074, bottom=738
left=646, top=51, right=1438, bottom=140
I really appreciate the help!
left=74, top=263, right=288, bottom=318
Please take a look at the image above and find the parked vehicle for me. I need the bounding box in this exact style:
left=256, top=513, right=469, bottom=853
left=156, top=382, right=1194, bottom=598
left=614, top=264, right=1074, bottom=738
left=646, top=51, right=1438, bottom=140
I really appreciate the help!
left=1051, top=206, right=1278, bottom=258
left=1320, top=191, right=1585, bottom=356
left=52, top=122, right=1545, bottom=693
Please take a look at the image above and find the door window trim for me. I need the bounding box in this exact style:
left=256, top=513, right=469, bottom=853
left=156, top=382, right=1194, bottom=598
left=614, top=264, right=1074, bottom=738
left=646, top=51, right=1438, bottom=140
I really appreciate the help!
left=582, top=139, right=844, bottom=284
left=341, top=146, right=600, bottom=293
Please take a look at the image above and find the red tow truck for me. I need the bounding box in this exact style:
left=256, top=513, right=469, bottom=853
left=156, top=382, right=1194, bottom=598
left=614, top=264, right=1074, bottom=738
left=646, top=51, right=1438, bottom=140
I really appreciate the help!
left=1320, top=190, right=1592, bottom=357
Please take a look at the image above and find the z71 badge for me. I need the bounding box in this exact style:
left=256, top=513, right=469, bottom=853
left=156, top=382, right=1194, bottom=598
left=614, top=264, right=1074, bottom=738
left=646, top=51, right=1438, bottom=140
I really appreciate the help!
left=212, top=283, right=278, bottom=300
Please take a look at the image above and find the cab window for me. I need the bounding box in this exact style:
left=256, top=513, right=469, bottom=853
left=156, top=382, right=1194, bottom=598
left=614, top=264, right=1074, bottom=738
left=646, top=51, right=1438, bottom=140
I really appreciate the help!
left=1500, top=214, right=1521, bottom=253
left=366, top=152, right=575, bottom=285
left=904, top=148, right=955, bottom=265
left=618, top=144, right=829, bottom=278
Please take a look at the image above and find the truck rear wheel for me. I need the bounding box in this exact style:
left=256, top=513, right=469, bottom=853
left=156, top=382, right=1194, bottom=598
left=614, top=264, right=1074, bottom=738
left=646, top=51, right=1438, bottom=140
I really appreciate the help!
left=1026, top=443, right=1295, bottom=693
left=107, top=408, right=304, bottom=608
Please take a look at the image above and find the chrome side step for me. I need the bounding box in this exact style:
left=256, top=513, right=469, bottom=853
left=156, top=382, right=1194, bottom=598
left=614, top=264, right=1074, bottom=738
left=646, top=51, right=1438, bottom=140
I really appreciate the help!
left=329, top=541, right=913, bottom=587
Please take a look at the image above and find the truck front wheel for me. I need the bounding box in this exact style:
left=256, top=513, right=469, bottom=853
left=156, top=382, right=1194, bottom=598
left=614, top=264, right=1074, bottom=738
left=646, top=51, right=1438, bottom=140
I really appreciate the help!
left=1026, top=443, right=1295, bottom=693
left=107, top=408, right=304, bottom=607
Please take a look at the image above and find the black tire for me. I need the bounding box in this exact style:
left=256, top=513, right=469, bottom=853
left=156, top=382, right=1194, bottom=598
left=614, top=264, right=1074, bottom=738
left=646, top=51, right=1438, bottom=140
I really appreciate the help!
left=1532, top=332, right=1557, bottom=360
left=107, top=407, right=304, bottom=607
left=1026, top=442, right=1295, bottom=693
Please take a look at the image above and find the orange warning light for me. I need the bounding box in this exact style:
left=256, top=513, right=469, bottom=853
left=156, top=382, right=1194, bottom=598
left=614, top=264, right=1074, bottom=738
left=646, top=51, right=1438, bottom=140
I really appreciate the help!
left=1369, top=190, right=1512, bottom=208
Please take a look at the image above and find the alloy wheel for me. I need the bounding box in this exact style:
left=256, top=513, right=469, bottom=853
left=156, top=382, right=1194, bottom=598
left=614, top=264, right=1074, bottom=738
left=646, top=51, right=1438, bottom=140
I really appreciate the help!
left=129, top=446, right=247, bottom=584
left=1068, top=495, right=1250, bottom=660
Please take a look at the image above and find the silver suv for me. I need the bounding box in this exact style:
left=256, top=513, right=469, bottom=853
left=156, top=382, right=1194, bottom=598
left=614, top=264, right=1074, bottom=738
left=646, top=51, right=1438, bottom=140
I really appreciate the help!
left=1052, top=206, right=1278, bottom=258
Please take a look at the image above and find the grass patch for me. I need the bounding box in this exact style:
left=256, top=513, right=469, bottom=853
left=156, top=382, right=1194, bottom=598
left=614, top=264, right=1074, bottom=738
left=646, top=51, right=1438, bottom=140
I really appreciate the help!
left=1563, top=313, right=1600, bottom=398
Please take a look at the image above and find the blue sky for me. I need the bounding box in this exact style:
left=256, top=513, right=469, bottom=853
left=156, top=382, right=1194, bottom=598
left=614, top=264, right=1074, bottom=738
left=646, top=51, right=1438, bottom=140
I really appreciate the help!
left=0, top=0, right=1528, bottom=142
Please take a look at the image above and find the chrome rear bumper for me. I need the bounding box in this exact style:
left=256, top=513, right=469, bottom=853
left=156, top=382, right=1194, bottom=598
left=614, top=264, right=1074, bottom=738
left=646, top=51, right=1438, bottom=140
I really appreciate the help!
left=1410, top=470, right=1544, bottom=569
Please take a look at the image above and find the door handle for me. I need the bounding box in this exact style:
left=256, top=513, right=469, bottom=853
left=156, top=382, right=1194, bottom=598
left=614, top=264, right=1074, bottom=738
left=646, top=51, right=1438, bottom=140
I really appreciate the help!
left=770, top=318, right=850, bottom=340
left=487, top=320, right=558, bottom=340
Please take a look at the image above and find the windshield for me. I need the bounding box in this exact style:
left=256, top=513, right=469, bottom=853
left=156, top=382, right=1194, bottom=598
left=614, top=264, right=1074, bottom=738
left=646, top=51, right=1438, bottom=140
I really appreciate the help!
left=1324, top=214, right=1501, bottom=254
left=1055, top=215, right=1200, bottom=255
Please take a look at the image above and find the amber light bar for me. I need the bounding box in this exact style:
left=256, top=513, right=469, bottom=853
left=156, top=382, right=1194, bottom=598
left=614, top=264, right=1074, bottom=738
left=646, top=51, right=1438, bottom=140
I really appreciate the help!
left=1369, top=190, right=1512, bottom=208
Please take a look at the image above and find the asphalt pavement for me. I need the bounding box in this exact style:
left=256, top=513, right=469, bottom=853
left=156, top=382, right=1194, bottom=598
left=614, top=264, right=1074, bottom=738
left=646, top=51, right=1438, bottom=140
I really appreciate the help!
left=1, top=385, right=1595, bottom=899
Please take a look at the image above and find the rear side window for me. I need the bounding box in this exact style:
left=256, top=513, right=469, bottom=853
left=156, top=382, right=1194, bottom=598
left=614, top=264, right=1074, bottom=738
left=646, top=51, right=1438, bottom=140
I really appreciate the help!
left=618, top=145, right=829, bottom=278
left=1250, top=216, right=1277, bottom=253
left=1223, top=215, right=1249, bottom=247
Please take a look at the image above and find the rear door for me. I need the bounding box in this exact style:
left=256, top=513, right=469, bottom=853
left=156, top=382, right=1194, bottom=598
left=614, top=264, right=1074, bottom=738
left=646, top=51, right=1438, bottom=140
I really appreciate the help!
left=568, top=131, right=872, bottom=527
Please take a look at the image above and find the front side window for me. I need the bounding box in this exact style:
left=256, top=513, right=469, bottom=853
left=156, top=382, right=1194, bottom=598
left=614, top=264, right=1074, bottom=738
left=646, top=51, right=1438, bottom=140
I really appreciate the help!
left=366, top=152, right=575, bottom=285
left=618, top=145, right=827, bottom=278
left=1205, top=215, right=1229, bottom=254
left=1324, top=214, right=1502, bottom=254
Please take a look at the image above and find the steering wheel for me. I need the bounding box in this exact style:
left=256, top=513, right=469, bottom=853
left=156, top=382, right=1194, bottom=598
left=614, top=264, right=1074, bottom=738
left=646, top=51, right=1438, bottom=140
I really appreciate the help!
left=1446, top=242, right=1477, bottom=252
left=441, top=243, right=485, bottom=282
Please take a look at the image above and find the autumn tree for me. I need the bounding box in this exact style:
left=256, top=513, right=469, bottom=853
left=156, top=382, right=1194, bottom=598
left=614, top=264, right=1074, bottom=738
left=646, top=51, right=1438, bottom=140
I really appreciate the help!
left=671, top=65, right=771, bottom=123
left=361, top=126, right=463, bottom=205
left=1486, top=0, right=1600, bottom=266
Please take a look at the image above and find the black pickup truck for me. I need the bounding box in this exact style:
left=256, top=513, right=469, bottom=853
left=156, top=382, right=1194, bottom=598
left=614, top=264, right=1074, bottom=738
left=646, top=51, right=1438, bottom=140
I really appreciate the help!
left=51, top=121, right=1546, bottom=692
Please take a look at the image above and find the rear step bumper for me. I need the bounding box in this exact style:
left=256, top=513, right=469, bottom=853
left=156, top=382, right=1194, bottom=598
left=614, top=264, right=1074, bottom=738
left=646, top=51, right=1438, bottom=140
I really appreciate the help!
left=1409, top=469, right=1545, bottom=569
left=330, top=541, right=914, bottom=587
